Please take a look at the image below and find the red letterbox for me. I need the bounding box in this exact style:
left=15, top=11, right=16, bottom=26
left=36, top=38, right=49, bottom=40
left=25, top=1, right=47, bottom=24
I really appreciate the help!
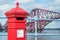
left=5, top=2, right=28, bottom=40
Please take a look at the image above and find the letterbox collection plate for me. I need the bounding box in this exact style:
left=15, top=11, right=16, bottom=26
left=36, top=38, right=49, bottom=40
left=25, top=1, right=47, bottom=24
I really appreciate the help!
left=17, top=29, right=24, bottom=38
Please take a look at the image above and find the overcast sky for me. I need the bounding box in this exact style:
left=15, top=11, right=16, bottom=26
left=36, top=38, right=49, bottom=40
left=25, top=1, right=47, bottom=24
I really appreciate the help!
left=0, top=0, right=60, bottom=16
left=0, top=0, right=60, bottom=28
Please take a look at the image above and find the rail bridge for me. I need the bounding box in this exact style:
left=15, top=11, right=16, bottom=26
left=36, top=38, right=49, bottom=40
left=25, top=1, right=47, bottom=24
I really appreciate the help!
left=26, top=8, right=60, bottom=33
left=0, top=8, right=60, bottom=32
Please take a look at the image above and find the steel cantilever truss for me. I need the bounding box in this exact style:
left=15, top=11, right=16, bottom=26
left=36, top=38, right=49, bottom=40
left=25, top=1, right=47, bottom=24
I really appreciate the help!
left=26, top=8, right=60, bottom=33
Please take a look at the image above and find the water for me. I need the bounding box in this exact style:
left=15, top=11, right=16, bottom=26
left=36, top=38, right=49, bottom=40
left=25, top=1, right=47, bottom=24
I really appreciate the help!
left=0, top=32, right=7, bottom=40
left=0, top=30, right=60, bottom=40
left=27, top=36, right=60, bottom=40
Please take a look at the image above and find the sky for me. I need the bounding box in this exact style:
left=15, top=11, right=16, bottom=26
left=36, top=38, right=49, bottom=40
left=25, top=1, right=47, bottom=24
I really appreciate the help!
left=0, top=0, right=60, bottom=16
left=0, top=0, right=60, bottom=28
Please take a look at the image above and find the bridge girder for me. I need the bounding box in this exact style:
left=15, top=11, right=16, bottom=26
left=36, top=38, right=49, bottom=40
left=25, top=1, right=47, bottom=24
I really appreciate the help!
left=0, top=8, right=60, bottom=33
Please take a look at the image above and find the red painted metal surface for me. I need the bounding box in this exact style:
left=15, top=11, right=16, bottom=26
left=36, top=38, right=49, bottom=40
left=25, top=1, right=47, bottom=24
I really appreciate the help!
left=5, top=2, right=28, bottom=18
left=5, top=1, right=28, bottom=40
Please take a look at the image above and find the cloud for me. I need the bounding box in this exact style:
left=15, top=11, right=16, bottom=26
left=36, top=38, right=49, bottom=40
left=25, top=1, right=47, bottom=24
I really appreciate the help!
left=52, top=0, right=60, bottom=8
left=45, top=21, right=60, bottom=28
left=46, top=0, right=60, bottom=12
left=0, top=4, right=15, bottom=17
left=20, top=0, right=60, bottom=12
left=9, top=0, right=60, bottom=13
left=0, top=0, right=60, bottom=16
left=19, top=3, right=46, bottom=13
left=0, top=0, right=5, bottom=1
left=0, top=4, right=10, bottom=11
left=14, top=0, right=34, bottom=4
left=0, top=4, right=16, bottom=12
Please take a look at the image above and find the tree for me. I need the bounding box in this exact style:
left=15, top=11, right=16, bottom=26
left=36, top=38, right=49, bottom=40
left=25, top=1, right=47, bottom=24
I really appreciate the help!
left=0, top=23, right=2, bottom=32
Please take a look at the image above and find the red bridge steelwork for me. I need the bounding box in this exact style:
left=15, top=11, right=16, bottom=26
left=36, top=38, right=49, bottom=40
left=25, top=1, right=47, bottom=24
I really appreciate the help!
left=26, top=8, right=60, bottom=33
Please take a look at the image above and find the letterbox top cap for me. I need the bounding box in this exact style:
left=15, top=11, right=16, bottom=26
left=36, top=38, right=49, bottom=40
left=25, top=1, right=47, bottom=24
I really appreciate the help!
left=16, top=1, right=19, bottom=7
left=5, top=1, right=29, bottom=16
